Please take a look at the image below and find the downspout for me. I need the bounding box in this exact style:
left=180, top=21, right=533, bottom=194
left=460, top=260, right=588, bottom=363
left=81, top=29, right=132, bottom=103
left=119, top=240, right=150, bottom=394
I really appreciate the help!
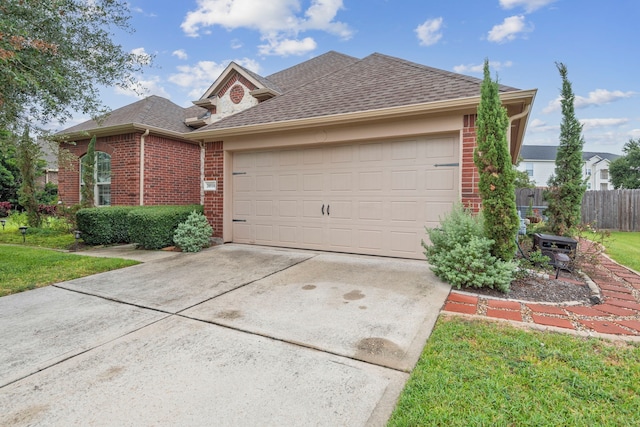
left=199, top=141, right=205, bottom=205
left=139, top=129, right=149, bottom=206
left=507, top=104, right=531, bottom=147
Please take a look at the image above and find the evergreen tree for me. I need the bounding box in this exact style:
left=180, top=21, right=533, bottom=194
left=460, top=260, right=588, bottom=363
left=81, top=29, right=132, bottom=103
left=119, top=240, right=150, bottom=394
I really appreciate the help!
left=0, top=131, right=21, bottom=204
left=545, top=63, right=587, bottom=236
left=81, top=136, right=96, bottom=207
left=473, top=60, right=519, bottom=262
left=609, top=138, right=640, bottom=189
left=15, top=127, right=42, bottom=227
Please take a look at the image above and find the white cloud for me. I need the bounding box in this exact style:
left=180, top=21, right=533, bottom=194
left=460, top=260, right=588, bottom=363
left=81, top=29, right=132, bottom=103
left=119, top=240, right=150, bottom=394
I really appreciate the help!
left=629, top=129, right=640, bottom=139
left=499, top=0, right=557, bottom=13
left=543, top=89, right=636, bottom=113
left=130, top=47, right=153, bottom=66
left=575, top=89, right=635, bottom=109
left=231, top=39, right=243, bottom=49
left=181, top=0, right=352, bottom=56
left=115, top=75, right=171, bottom=99
left=258, top=36, right=317, bottom=56
left=172, top=49, right=188, bottom=60
left=580, top=118, right=629, bottom=130
left=168, top=58, right=261, bottom=100
left=487, top=15, right=532, bottom=43
left=415, top=17, right=443, bottom=46
left=528, top=118, right=558, bottom=133
left=453, top=60, right=513, bottom=74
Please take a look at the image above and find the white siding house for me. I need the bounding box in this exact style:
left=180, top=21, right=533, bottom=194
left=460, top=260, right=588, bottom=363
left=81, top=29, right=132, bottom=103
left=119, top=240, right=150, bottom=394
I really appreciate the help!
left=518, top=145, right=619, bottom=189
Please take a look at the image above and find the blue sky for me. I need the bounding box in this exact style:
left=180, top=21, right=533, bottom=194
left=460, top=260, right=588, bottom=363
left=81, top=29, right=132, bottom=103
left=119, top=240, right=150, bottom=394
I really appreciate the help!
left=65, top=0, right=639, bottom=155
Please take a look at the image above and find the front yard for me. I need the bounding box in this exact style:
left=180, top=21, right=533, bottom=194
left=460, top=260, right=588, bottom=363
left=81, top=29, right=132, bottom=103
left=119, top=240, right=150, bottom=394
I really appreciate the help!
left=389, top=316, right=640, bottom=426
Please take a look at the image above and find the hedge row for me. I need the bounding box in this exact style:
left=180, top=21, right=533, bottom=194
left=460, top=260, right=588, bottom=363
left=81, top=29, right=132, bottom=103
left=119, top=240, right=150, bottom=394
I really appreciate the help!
left=76, top=205, right=205, bottom=249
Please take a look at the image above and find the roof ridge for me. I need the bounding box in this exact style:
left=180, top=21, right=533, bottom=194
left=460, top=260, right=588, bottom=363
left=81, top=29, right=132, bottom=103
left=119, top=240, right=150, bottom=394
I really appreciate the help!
left=371, top=52, right=519, bottom=92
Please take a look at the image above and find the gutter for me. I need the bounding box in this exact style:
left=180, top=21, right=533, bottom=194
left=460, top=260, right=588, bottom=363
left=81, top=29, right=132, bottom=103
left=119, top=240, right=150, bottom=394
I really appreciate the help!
left=140, top=128, right=149, bottom=206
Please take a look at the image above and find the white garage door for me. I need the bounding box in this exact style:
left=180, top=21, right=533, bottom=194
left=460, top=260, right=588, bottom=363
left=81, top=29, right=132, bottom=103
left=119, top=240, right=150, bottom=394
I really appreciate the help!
left=231, top=136, right=459, bottom=259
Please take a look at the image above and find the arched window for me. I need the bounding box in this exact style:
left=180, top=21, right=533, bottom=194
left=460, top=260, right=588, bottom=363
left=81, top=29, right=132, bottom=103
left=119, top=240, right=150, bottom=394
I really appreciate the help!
left=80, top=152, right=111, bottom=206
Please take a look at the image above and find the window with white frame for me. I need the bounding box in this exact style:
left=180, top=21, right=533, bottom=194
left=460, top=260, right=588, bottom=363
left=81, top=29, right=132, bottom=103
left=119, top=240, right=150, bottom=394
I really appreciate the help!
left=525, top=162, right=533, bottom=177
left=600, top=169, right=609, bottom=180
left=80, top=151, right=111, bottom=206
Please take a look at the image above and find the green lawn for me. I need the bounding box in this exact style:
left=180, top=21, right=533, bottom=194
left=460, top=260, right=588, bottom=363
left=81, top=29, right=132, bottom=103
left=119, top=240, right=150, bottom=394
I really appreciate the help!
left=0, top=218, right=76, bottom=249
left=389, top=317, right=640, bottom=426
left=0, top=245, right=139, bottom=297
left=605, top=231, right=640, bottom=272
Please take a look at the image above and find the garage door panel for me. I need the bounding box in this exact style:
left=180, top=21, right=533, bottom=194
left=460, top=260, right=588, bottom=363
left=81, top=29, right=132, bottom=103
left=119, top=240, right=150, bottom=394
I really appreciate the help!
left=359, top=172, right=383, bottom=191
left=359, top=143, right=383, bottom=162
left=279, top=200, right=298, bottom=217
left=426, top=169, right=455, bottom=190
left=232, top=136, right=459, bottom=259
left=327, top=201, right=351, bottom=219
left=255, top=175, right=273, bottom=191
left=303, top=174, right=323, bottom=191
left=279, top=174, right=298, bottom=191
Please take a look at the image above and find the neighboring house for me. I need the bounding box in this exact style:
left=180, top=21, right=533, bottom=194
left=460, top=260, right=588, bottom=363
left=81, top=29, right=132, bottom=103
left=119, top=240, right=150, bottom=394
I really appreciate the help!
left=37, top=139, right=58, bottom=187
left=57, top=51, right=535, bottom=259
left=517, top=145, right=620, bottom=190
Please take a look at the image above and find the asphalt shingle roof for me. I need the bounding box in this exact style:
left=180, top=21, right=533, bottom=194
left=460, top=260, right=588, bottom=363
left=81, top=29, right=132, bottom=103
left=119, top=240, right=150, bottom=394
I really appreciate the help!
left=197, top=52, right=521, bottom=132
left=60, top=96, right=207, bottom=135
left=520, top=145, right=621, bottom=162
left=265, top=51, right=359, bottom=93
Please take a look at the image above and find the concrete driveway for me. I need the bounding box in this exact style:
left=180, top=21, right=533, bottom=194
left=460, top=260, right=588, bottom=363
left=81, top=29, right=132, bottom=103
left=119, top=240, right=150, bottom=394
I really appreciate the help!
left=0, top=244, right=450, bottom=426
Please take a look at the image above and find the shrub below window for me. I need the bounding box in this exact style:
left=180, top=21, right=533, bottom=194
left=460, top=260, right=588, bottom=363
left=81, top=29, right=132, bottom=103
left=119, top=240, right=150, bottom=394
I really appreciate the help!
left=173, top=211, right=213, bottom=252
left=128, top=205, right=203, bottom=250
left=422, top=204, right=514, bottom=293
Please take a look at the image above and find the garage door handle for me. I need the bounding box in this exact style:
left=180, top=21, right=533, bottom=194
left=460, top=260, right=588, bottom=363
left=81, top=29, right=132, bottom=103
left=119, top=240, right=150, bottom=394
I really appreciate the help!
left=321, top=204, right=325, bottom=215
left=327, top=204, right=330, bottom=216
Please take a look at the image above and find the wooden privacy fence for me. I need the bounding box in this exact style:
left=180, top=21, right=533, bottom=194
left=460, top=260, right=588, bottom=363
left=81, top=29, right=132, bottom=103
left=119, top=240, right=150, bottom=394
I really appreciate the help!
left=515, top=188, right=640, bottom=232
left=581, top=190, right=639, bottom=232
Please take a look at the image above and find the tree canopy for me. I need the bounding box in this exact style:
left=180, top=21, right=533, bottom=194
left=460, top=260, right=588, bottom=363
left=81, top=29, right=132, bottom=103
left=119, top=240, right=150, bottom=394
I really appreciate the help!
left=0, top=0, right=151, bottom=132
left=609, top=138, right=640, bottom=189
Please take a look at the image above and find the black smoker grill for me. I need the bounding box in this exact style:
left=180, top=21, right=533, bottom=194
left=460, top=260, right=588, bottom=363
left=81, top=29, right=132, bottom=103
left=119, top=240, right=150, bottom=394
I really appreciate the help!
left=532, top=233, right=578, bottom=279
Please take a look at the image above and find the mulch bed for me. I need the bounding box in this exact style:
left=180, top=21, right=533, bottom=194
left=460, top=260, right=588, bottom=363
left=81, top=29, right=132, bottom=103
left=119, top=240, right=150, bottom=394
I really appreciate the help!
left=460, top=272, right=593, bottom=303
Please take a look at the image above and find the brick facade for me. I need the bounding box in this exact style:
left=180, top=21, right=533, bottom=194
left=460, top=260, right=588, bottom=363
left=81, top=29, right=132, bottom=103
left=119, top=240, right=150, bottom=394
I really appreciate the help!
left=203, top=141, right=224, bottom=238
left=58, top=132, right=200, bottom=207
left=461, top=114, right=482, bottom=213
left=143, top=135, right=200, bottom=205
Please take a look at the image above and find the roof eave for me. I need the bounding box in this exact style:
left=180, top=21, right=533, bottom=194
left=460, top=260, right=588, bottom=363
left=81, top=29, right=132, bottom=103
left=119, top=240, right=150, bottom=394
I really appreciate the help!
left=55, top=123, right=197, bottom=144
left=186, top=89, right=537, bottom=142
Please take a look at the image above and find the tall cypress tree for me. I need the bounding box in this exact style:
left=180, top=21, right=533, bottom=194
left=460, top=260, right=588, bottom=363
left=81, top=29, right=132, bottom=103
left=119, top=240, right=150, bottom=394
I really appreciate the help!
left=16, top=127, right=42, bottom=227
left=81, top=135, right=96, bottom=207
left=545, top=62, right=587, bottom=236
left=474, top=60, right=519, bottom=262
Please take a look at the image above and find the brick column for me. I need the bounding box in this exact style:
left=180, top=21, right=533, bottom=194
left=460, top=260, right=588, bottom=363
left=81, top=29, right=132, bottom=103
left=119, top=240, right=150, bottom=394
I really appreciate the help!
left=461, top=114, right=482, bottom=213
left=203, top=141, right=224, bottom=238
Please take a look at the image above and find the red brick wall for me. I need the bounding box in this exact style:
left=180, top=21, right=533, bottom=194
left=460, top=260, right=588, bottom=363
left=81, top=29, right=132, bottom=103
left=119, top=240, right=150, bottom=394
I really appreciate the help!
left=58, top=134, right=134, bottom=205
left=461, top=114, right=482, bottom=213
left=143, top=135, right=200, bottom=205
left=58, top=132, right=200, bottom=207
left=203, top=141, right=224, bottom=238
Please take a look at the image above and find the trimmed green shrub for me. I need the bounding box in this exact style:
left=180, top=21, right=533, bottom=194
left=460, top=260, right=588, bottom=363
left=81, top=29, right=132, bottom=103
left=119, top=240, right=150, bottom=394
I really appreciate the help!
left=173, top=211, right=213, bottom=252
left=422, top=204, right=514, bottom=292
left=76, top=206, right=137, bottom=245
left=128, top=205, right=203, bottom=250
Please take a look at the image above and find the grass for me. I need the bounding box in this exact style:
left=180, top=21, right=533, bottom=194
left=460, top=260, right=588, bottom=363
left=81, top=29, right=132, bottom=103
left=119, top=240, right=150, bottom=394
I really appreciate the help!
left=0, top=245, right=139, bottom=297
left=0, top=216, right=76, bottom=249
left=605, top=231, right=640, bottom=272
left=389, top=317, right=640, bottom=427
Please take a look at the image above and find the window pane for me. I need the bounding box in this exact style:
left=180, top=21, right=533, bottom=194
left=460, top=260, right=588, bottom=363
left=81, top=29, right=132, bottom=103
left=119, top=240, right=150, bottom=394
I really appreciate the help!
left=98, top=184, right=111, bottom=206
left=96, top=152, right=111, bottom=184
